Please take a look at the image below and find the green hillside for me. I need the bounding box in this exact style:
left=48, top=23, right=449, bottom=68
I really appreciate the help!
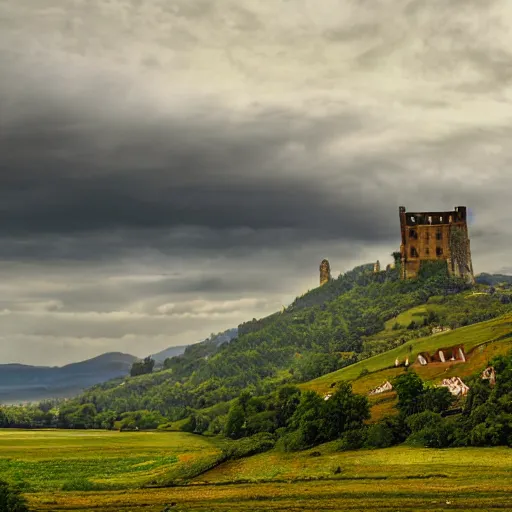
left=2, top=263, right=511, bottom=431
left=305, top=311, right=512, bottom=394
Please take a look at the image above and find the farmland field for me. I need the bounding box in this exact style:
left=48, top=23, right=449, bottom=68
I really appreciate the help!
left=1, top=430, right=511, bottom=511
left=0, top=429, right=221, bottom=492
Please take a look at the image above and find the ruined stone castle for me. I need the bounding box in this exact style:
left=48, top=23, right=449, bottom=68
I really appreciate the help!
left=319, top=205, right=475, bottom=285
left=399, top=206, right=474, bottom=282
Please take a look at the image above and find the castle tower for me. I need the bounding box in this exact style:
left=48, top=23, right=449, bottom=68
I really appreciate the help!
left=374, top=260, right=381, bottom=273
left=398, top=206, right=474, bottom=282
left=319, top=259, right=331, bottom=286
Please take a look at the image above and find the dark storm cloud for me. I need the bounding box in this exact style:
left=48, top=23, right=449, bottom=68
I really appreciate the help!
left=0, top=85, right=401, bottom=250
left=1, top=0, right=512, bottom=365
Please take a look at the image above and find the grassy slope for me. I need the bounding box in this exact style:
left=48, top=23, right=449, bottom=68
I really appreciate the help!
left=298, top=310, right=512, bottom=421
left=302, top=312, right=512, bottom=396
left=0, top=429, right=221, bottom=492
left=196, top=444, right=512, bottom=484
left=383, top=304, right=429, bottom=329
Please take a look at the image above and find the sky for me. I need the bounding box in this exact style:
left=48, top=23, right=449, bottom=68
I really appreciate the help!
left=1, top=0, right=512, bottom=366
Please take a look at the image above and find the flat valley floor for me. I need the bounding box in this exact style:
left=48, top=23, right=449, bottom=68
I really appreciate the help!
left=1, top=430, right=511, bottom=512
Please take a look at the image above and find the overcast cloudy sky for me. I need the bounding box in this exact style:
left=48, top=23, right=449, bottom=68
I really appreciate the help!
left=1, top=0, right=511, bottom=365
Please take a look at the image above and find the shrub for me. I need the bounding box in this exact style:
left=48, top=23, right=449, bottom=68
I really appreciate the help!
left=182, top=413, right=210, bottom=434
left=335, top=428, right=367, bottom=451
left=61, top=478, right=98, bottom=491
left=0, top=479, right=30, bottom=512
left=365, top=423, right=394, bottom=449
left=406, top=411, right=442, bottom=433
left=275, top=430, right=309, bottom=452
left=470, top=423, right=503, bottom=447
left=408, top=421, right=455, bottom=448
left=222, top=433, right=276, bottom=460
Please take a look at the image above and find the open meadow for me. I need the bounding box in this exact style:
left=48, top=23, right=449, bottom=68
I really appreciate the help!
left=1, top=429, right=511, bottom=511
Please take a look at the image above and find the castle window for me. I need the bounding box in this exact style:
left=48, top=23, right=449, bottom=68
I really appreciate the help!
left=436, top=231, right=442, bottom=241
left=409, top=229, right=418, bottom=239
left=410, top=247, right=419, bottom=258
left=425, top=247, right=430, bottom=256
left=436, top=247, right=443, bottom=257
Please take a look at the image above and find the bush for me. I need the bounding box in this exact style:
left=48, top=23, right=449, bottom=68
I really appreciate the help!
left=222, top=432, right=276, bottom=460
left=0, top=479, right=30, bottom=512
left=365, top=423, right=394, bottom=449
left=406, top=411, right=442, bottom=433
left=408, top=421, right=455, bottom=448
left=335, top=428, right=367, bottom=451
left=275, top=430, right=309, bottom=452
left=61, top=478, right=98, bottom=491
left=182, top=413, right=210, bottom=434
left=470, top=423, right=503, bottom=447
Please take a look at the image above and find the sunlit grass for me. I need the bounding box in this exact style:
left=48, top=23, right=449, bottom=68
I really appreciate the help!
left=3, top=430, right=509, bottom=511
left=0, top=429, right=220, bottom=492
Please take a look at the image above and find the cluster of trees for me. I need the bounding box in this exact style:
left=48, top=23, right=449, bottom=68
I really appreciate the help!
left=130, top=356, right=155, bottom=377
left=183, top=381, right=370, bottom=452
left=353, top=352, right=512, bottom=450
left=178, top=350, right=512, bottom=452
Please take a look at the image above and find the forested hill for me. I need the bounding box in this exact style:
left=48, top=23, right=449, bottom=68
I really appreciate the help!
left=30, top=262, right=507, bottom=426
left=5, top=262, right=511, bottom=431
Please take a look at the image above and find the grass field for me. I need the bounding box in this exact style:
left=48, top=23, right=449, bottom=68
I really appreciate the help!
left=3, top=430, right=507, bottom=512
left=0, top=429, right=221, bottom=492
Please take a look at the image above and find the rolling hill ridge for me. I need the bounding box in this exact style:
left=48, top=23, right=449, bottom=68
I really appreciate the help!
left=30, top=263, right=512, bottom=428
left=0, top=352, right=138, bottom=403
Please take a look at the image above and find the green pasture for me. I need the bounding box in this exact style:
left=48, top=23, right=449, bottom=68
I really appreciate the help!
left=16, top=431, right=511, bottom=512
left=0, top=429, right=220, bottom=492
left=384, top=304, right=429, bottom=329
left=196, top=444, right=512, bottom=484
left=303, top=312, right=512, bottom=395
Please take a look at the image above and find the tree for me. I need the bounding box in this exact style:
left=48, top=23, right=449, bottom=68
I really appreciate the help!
left=0, top=479, right=30, bottom=512
left=366, top=423, right=394, bottom=448
left=288, top=391, right=326, bottom=448
left=393, top=372, right=425, bottom=415
left=418, top=386, right=454, bottom=413
left=130, top=357, right=155, bottom=377
left=323, top=381, right=370, bottom=440
left=224, top=404, right=246, bottom=439
left=273, top=386, right=301, bottom=429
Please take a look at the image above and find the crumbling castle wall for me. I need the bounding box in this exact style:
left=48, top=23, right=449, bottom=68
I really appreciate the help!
left=320, top=259, right=331, bottom=286
left=398, top=206, right=475, bottom=282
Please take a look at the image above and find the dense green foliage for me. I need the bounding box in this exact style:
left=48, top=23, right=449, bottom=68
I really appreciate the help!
left=0, top=479, right=30, bottom=512
left=130, top=356, right=155, bottom=377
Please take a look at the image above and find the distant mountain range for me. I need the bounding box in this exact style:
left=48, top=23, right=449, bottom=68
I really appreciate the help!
left=0, top=328, right=238, bottom=404
left=150, top=328, right=238, bottom=365
left=0, top=352, right=138, bottom=404
left=150, top=345, right=189, bottom=364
